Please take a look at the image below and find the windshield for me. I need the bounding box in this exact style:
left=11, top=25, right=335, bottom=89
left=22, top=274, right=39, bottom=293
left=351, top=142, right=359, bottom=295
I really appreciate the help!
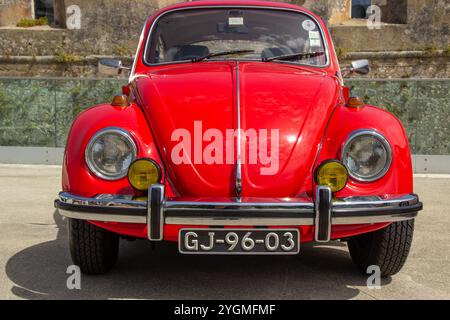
left=145, top=8, right=328, bottom=66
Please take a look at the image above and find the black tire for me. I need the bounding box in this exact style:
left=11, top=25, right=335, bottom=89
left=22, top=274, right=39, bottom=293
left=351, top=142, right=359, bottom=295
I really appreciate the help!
left=347, top=220, right=414, bottom=277
left=68, top=218, right=119, bottom=275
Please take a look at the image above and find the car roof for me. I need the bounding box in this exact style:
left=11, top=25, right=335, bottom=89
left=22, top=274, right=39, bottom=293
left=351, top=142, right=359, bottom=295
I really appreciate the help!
left=155, top=0, right=318, bottom=19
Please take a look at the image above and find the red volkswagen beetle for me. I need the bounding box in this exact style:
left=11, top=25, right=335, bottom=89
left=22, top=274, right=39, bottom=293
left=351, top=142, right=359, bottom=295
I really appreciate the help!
left=55, top=0, right=422, bottom=276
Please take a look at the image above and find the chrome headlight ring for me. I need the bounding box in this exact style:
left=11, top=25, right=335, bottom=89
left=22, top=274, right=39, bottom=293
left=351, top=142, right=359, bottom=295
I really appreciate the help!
left=85, top=127, right=137, bottom=180
left=341, top=129, right=392, bottom=182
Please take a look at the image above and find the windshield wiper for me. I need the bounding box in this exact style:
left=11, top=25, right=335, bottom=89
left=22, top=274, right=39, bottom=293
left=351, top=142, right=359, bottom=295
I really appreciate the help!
left=262, top=51, right=324, bottom=62
left=192, top=50, right=255, bottom=62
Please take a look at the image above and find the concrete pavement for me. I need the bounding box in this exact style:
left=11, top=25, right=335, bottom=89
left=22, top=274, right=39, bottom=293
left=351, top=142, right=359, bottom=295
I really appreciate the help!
left=0, top=164, right=449, bottom=300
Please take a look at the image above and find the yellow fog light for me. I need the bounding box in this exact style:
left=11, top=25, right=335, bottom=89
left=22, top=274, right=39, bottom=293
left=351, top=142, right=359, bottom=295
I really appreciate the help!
left=315, top=160, right=348, bottom=192
left=128, top=159, right=161, bottom=191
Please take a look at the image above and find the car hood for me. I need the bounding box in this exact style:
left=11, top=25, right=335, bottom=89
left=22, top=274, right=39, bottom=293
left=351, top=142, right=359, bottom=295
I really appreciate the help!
left=134, top=62, right=339, bottom=197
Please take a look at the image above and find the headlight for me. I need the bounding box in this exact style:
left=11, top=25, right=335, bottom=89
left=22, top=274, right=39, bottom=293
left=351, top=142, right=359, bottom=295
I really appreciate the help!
left=85, top=128, right=137, bottom=180
left=342, top=130, right=392, bottom=182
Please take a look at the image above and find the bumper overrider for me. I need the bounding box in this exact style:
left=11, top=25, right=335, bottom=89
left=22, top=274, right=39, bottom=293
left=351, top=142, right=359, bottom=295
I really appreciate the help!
left=54, top=185, right=422, bottom=242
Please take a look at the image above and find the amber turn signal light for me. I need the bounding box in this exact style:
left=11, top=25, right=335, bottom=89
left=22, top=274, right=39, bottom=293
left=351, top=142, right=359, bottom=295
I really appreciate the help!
left=347, top=96, right=364, bottom=108
left=111, top=94, right=129, bottom=107
left=315, top=160, right=348, bottom=192
left=128, top=159, right=161, bottom=191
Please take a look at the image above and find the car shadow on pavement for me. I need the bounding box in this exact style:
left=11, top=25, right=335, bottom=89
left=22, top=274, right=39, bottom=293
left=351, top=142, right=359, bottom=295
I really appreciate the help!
left=5, top=210, right=391, bottom=300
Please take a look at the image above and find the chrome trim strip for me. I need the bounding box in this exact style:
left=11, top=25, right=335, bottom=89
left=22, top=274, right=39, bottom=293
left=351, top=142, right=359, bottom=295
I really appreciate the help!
left=148, top=184, right=165, bottom=241
left=128, top=17, right=149, bottom=83
left=333, top=211, right=417, bottom=225
left=315, top=186, right=332, bottom=242
left=84, top=127, right=138, bottom=181
left=164, top=201, right=314, bottom=212
left=59, top=192, right=145, bottom=208
left=235, top=62, right=242, bottom=198
left=147, top=186, right=152, bottom=239
left=57, top=209, right=146, bottom=224
left=56, top=192, right=421, bottom=227
left=167, top=217, right=313, bottom=226
left=57, top=208, right=417, bottom=226
left=58, top=192, right=419, bottom=211
left=341, top=129, right=393, bottom=182
left=142, top=5, right=330, bottom=68
left=333, top=194, right=418, bottom=210
left=165, top=212, right=418, bottom=226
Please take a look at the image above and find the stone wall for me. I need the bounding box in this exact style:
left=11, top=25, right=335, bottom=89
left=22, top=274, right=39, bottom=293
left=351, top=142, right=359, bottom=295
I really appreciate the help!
left=0, top=0, right=159, bottom=56
left=0, top=0, right=448, bottom=78
left=341, top=53, right=450, bottom=79
left=0, top=0, right=32, bottom=27
left=331, top=1, right=449, bottom=52
left=382, top=0, right=407, bottom=24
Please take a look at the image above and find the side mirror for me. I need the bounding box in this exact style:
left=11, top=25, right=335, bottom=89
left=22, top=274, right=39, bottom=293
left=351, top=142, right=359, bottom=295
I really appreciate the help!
left=342, top=59, right=370, bottom=77
left=350, top=59, right=370, bottom=75
left=98, top=59, right=131, bottom=76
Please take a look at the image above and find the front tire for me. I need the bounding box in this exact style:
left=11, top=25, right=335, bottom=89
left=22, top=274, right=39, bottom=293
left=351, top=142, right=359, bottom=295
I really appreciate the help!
left=347, top=220, right=414, bottom=277
left=68, top=218, right=119, bottom=274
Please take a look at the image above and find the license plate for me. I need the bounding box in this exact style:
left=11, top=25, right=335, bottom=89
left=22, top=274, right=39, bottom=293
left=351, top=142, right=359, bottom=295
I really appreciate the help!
left=179, top=228, right=299, bottom=255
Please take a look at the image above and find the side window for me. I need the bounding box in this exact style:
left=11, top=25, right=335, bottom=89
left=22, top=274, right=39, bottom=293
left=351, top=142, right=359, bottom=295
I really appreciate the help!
left=351, top=0, right=371, bottom=19
left=0, top=0, right=66, bottom=28
left=34, top=0, right=54, bottom=22
left=34, top=0, right=66, bottom=27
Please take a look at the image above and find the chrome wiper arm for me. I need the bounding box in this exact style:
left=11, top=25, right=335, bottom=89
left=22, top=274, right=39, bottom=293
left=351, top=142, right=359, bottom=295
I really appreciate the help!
left=263, top=51, right=324, bottom=62
left=192, top=50, right=255, bottom=62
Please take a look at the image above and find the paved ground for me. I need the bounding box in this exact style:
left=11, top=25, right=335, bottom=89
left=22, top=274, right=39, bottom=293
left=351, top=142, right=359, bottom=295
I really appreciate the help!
left=0, top=164, right=449, bottom=300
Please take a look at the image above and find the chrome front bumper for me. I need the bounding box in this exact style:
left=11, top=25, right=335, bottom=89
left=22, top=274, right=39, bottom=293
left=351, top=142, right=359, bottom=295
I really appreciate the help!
left=54, top=184, right=422, bottom=242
